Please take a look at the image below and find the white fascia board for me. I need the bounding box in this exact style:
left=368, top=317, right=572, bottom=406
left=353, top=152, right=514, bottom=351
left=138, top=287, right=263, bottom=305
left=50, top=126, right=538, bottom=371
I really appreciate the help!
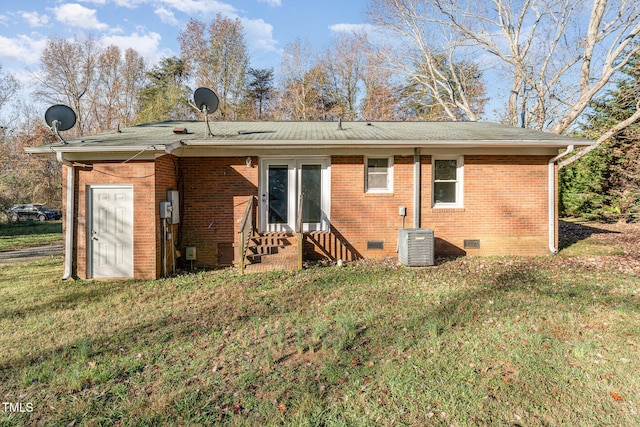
left=182, top=138, right=592, bottom=149
left=172, top=146, right=562, bottom=157
left=25, top=145, right=166, bottom=160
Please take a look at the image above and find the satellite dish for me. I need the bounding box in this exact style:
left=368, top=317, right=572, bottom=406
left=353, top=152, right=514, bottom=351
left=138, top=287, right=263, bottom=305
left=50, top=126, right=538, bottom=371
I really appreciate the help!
left=45, top=104, right=76, bottom=144
left=193, top=87, right=219, bottom=115
left=191, top=87, right=219, bottom=137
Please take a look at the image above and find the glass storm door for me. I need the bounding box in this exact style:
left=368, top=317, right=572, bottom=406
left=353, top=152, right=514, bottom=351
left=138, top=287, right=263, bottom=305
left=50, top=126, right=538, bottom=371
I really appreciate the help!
left=260, top=158, right=330, bottom=233
left=298, top=161, right=326, bottom=232
left=263, top=161, right=296, bottom=232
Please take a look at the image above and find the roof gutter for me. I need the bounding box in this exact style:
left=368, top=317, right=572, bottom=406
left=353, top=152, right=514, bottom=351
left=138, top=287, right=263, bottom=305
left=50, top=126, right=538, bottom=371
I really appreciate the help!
left=548, top=145, right=574, bottom=254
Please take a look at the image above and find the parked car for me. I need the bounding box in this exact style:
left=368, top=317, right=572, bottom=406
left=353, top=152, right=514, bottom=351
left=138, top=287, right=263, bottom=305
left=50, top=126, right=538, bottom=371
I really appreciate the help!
left=6, top=204, right=62, bottom=222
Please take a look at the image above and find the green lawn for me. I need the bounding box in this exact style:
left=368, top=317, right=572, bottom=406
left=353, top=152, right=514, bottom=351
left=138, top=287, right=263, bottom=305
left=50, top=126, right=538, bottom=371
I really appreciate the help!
left=1, top=243, right=638, bottom=425
left=0, top=221, right=63, bottom=251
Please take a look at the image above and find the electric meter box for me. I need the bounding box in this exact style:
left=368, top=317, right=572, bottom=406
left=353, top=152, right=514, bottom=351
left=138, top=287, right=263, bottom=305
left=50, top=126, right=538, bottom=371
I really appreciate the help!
left=167, top=191, right=180, bottom=224
left=185, top=246, right=196, bottom=261
left=159, top=201, right=172, bottom=219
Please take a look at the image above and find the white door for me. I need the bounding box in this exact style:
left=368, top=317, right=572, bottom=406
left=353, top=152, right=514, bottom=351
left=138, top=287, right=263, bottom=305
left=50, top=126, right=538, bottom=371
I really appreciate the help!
left=260, top=158, right=330, bottom=233
left=89, top=186, right=134, bottom=278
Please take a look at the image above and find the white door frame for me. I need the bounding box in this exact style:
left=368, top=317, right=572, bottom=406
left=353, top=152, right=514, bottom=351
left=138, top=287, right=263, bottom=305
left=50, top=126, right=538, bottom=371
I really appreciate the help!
left=87, top=184, right=134, bottom=278
left=259, top=157, right=331, bottom=233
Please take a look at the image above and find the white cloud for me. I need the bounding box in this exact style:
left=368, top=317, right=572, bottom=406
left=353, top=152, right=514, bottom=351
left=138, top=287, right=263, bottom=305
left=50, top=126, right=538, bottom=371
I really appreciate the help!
left=111, top=0, right=146, bottom=8
left=155, top=7, right=179, bottom=25
left=0, top=35, right=48, bottom=65
left=21, top=11, right=50, bottom=28
left=329, top=23, right=377, bottom=35
left=258, top=0, right=282, bottom=6
left=241, top=18, right=279, bottom=53
left=99, top=31, right=167, bottom=64
left=53, top=3, right=109, bottom=31
left=156, top=0, right=237, bottom=16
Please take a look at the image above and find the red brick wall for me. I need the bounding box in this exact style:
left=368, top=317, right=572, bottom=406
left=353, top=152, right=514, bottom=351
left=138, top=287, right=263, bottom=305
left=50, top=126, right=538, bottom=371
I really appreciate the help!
left=66, top=154, right=554, bottom=278
left=325, top=155, right=415, bottom=259
left=72, top=161, right=157, bottom=279
left=326, top=154, right=552, bottom=259
left=179, top=157, right=258, bottom=268
left=421, top=155, right=552, bottom=256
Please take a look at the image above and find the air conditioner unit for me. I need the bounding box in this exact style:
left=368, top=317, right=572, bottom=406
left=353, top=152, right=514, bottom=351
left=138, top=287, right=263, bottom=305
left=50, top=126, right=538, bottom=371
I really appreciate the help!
left=398, top=228, right=434, bottom=266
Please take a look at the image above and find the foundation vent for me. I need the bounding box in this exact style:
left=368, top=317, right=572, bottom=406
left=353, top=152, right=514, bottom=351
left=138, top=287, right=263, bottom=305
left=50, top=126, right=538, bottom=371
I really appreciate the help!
left=367, top=241, right=384, bottom=250
left=464, top=239, right=481, bottom=249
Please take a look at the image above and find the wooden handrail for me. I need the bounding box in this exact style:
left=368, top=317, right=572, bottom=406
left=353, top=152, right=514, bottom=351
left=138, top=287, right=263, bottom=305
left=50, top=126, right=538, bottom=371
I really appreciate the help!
left=295, top=193, right=304, bottom=234
left=296, top=193, right=304, bottom=270
left=238, top=196, right=255, bottom=274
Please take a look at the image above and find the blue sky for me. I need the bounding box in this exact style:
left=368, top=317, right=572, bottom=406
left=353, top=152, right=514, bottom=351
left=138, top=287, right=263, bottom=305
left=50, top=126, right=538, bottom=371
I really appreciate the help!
left=0, top=0, right=372, bottom=80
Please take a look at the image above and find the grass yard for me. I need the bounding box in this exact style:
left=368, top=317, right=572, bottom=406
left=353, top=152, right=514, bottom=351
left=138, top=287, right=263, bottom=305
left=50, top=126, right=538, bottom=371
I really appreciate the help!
left=0, top=221, right=63, bottom=252
left=1, top=223, right=639, bottom=426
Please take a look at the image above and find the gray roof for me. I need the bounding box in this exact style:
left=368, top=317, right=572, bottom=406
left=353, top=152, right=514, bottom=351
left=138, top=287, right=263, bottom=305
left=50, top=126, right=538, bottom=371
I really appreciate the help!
left=27, top=120, right=593, bottom=155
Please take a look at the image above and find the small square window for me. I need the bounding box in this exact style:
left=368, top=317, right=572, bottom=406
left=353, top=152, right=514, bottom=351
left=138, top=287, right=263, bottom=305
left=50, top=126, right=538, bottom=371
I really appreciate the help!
left=365, top=157, right=393, bottom=193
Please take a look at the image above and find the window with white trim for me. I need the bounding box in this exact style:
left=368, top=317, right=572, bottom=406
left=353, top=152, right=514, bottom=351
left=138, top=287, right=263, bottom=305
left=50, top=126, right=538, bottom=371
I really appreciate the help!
left=365, top=156, right=394, bottom=193
left=433, top=156, right=464, bottom=208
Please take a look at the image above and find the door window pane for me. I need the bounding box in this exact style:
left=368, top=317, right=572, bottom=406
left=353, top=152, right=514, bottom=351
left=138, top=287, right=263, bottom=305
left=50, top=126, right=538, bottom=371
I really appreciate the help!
left=301, top=164, right=322, bottom=223
left=268, top=165, right=288, bottom=224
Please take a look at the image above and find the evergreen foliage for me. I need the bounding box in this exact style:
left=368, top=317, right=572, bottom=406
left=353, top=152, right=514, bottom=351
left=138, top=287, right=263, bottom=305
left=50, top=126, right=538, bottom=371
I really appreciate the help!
left=560, top=54, right=640, bottom=221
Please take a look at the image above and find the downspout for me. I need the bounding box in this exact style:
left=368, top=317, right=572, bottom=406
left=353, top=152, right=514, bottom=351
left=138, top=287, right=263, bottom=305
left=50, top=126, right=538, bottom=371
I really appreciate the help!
left=413, top=148, right=421, bottom=229
left=548, top=145, right=574, bottom=253
left=57, top=152, right=75, bottom=280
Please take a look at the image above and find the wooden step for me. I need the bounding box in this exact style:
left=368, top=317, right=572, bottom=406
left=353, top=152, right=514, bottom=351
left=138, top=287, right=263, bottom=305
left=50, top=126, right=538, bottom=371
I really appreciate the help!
left=243, top=261, right=298, bottom=274
left=238, top=232, right=301, bottom=273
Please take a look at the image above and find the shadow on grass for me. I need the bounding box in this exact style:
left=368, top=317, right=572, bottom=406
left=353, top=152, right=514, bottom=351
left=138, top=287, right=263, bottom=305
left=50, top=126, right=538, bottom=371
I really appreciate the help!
left=0, top=221, right=62, bottom=237
left=399, top=259, right=639, bottom=345
left=0, top=280, right=133, bottom=322
left=559, top=220, right=619, bottom=251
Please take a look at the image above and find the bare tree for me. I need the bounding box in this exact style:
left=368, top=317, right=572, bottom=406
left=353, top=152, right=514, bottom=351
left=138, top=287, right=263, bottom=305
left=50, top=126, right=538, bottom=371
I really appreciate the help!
left=179, top=15, right=249, bottom=119
left=94, top=45, right=123, bottom=131
left=278, top=38, right=326, bottom=120
left=430, top=0, right=640, bottom=133
left=35, top=35, right=102, bottom=136
left=0, top=64, right=19, bottom=120
left=320, top=32, right=369, bottom=120
left=368, top=0, right=486, bottom=121
left=359, top=43, right=402, bottom=121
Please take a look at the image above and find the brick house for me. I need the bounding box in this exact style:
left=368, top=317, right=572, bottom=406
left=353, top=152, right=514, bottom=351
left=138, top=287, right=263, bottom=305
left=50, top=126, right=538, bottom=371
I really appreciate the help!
left=27, top=120, right=592, bottom=279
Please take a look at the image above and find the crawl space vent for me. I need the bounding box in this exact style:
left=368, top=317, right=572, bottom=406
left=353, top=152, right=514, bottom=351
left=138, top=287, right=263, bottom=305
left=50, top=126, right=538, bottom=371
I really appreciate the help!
left=367, top=241, right=384, bottom=250
left=464, top=239, right=481, bottom=249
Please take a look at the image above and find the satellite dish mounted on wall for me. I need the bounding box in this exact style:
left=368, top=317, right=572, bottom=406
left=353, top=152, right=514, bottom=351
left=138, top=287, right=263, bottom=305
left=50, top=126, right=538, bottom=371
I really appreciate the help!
left=45, top=104, right=76, bottom=145
left=190, top=87, right=219, bottom=137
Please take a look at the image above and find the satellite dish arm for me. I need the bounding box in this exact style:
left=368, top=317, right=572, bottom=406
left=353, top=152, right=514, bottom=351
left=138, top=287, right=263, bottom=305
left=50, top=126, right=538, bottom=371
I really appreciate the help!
left=203, top=105, right=214, bottom=137
left=51, top=120, right=68, bottom=145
